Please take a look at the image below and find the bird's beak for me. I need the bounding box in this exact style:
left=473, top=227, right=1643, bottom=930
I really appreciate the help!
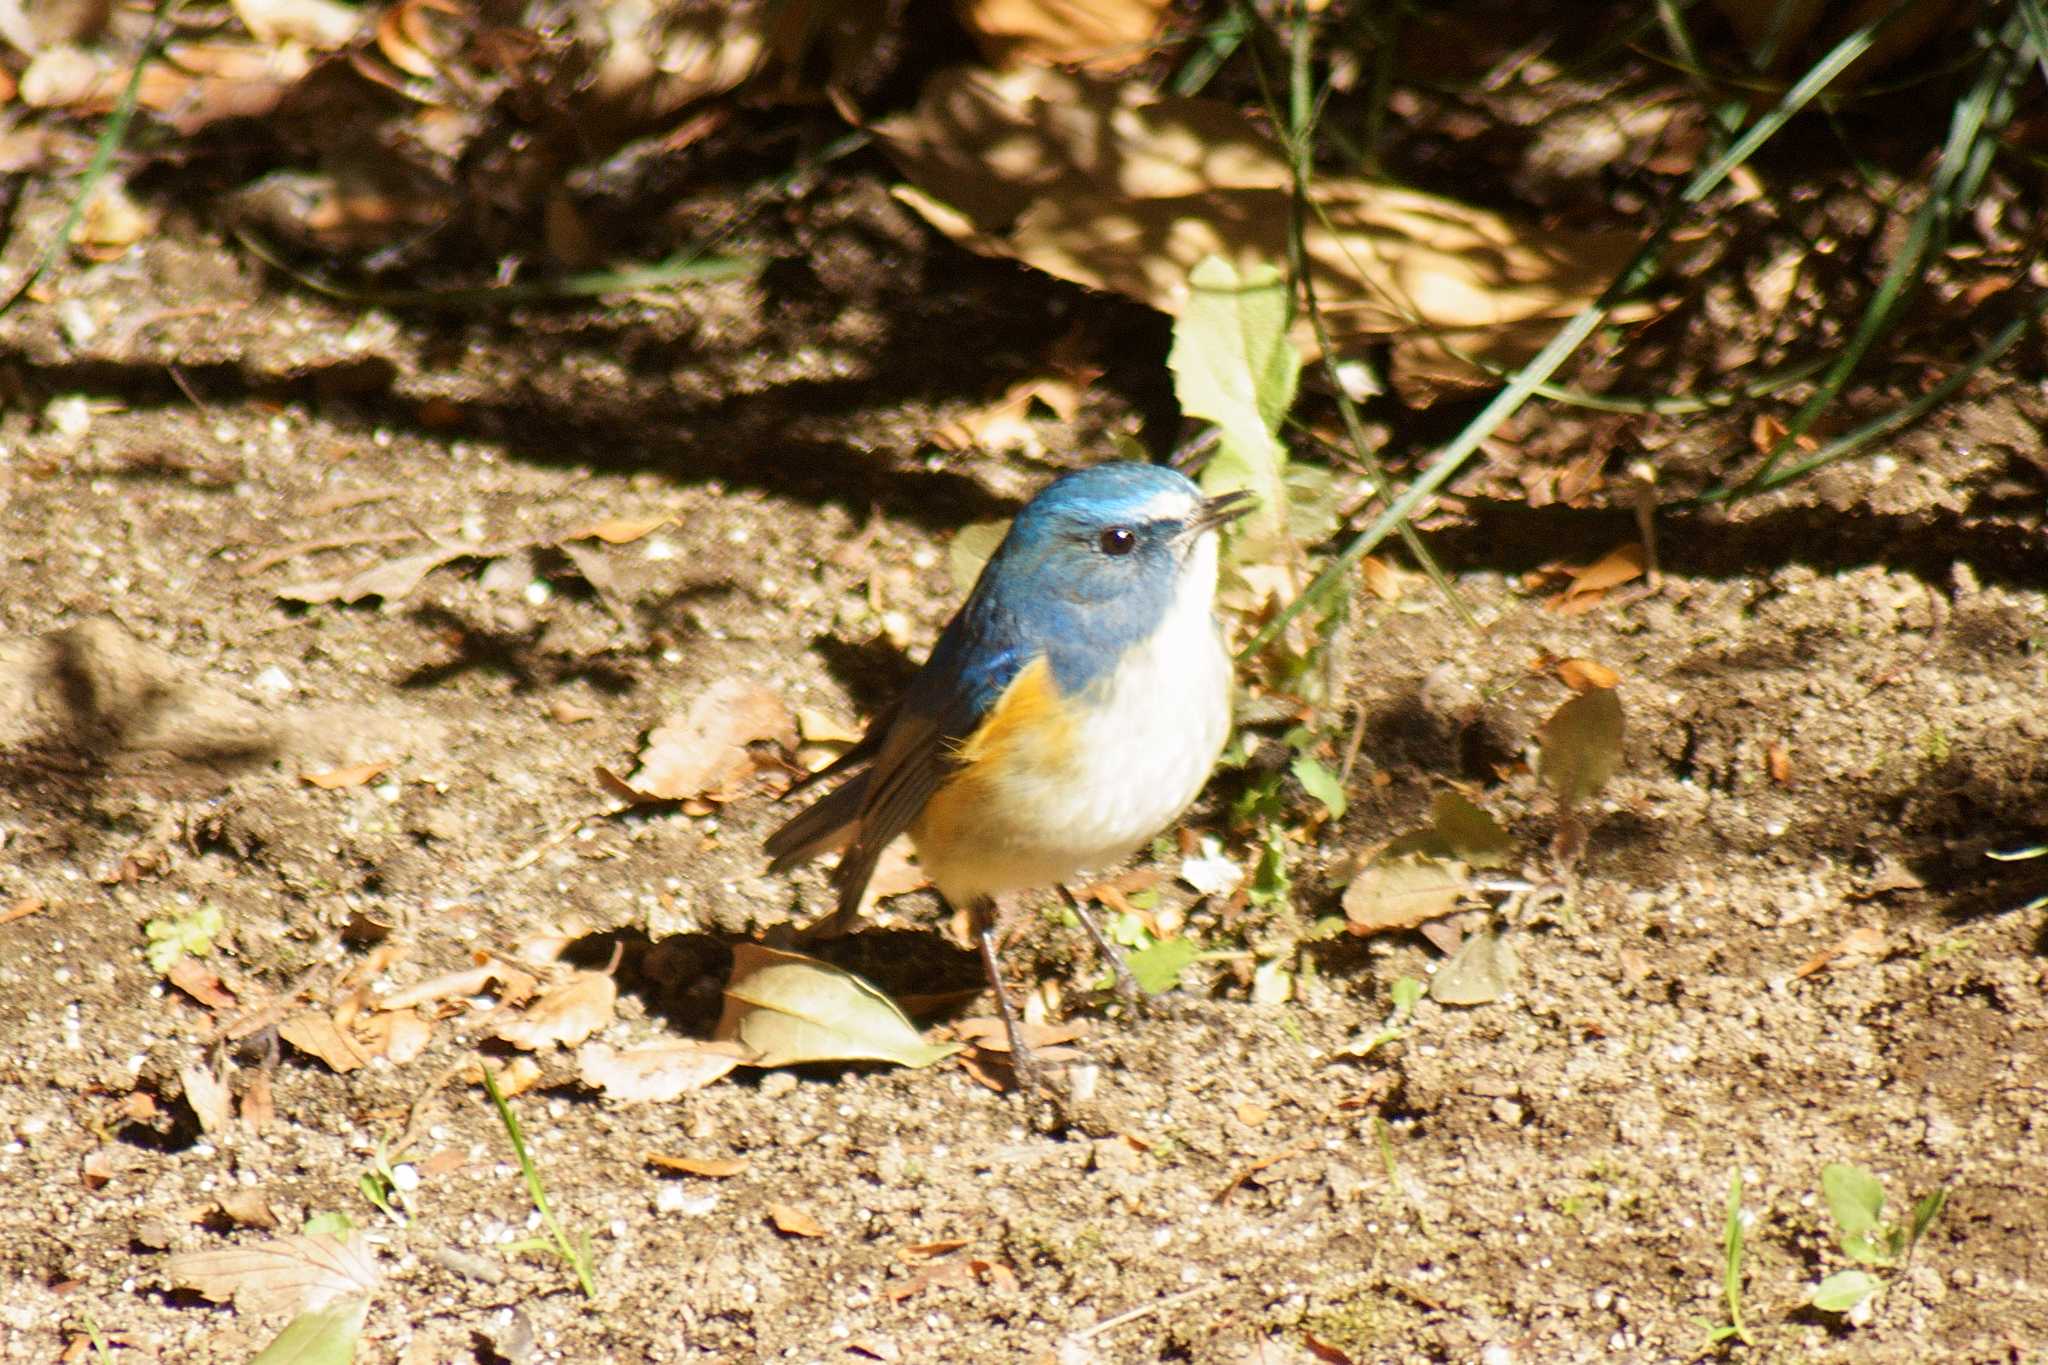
left=1192, top=489, right=1257, bottom=531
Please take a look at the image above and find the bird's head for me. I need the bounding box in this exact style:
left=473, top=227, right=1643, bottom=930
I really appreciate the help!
left=977, top=464, right=1253, bottom=668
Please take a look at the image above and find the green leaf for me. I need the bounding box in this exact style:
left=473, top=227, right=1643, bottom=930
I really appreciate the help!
left=716, top=945, right=960, bottom=1069
left=1127, top=937, right=1202, bottom=995
left=1169, top=255, right=1302, bottom=558
left=247, top=1298, right=368, bottom=1365
left=1822, top=1163, right=1888, bottom=1243
left=1722, top=1170, right=1753, bottom=1345
left=301, top=1212, right=355, bottom=1237
left=1537, top=686, right=1624, bottom=810
left=1291, top=753, right=1347, bottom=820
left=1426, top=792, right=1513, bottom=868
left=1247, top=825, right=1292, bottom=908
left=1906, top=1187, right=1948, bottom=1255
left=145, top=905, right=224, bottom=974
left=1389, top=975, right=1425, bottom=1014
left=1811, top=1269, right=1883, bottom=1315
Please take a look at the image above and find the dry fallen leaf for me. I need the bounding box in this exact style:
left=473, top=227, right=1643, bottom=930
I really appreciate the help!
left=493, top=972, right=618, bottom=1051
left=718, top=945, right=961, bottom=1069
left=1554, top=657, right=1621, bottom=692
left=300, top=761, right=391, bottom=790
left=950, top=1017, right=1085, bottom=1053
left=768, top=1203, right=827, bottom=1238
left=644, top=1152, right=750, bottom=1178
left=956, top=0, right=1171, bottom=71
left=278, top=1012, right=373, bottom=1073
left=627, top=679, right=796, bottom=802
left=164, top=1231, right=380, bottom=1315
left=897, top=1239, right=970, bottom=1262
left=1767, top=741, right=1794, bottom=785
left=376, top=962, right=513, bottom=1012
left=166, top=957, right=236, bottom=1010
left=567, top=514, right=671, bottom=544
left=354, top=1007, right=433, bottom=1065
left=1342, top=854, right=1472, bottom=935
left=1537, top=685, right=1625, bottom=812
left=180, top=1061, right=235, bottom=1136
left=577, top=1039, right=750, bottom=1102
left=1793, top=924, right=1887, bottom=980
left=873, top=67, right=1640, bottom=400
left=276, top=546, right=471, bottom=606
left=1547, top=543, right=1646, bottom=612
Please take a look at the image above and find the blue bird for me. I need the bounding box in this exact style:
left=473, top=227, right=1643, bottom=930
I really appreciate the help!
left=765, top=462, right=1253, bottom=1088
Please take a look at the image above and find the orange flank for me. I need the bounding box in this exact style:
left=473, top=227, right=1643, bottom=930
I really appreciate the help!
left=913, top=657, right=1077, bottom=856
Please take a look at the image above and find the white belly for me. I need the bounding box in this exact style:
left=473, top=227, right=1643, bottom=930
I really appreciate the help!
left=915, top=547, right=1234, bottom=903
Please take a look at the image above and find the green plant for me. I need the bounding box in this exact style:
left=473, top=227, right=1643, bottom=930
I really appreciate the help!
left=480, top=1063, right=597, bottom=1299
left=1698, top=1170, right=1754, bottom=1350
left=1810, top=1163, right=1948, bottom=1321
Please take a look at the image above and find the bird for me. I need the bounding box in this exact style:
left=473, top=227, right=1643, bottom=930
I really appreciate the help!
left=765, top=462, right=1253, bottom=1089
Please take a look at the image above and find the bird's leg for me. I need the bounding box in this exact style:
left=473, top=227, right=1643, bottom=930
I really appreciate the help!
left=1064, top=889, right=1144, bottom=1008
left=968, top=895, right=1044, bottom=1094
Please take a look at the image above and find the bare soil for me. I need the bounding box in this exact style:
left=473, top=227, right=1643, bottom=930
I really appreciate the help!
left=1, top=141, right=2045, bottom=1365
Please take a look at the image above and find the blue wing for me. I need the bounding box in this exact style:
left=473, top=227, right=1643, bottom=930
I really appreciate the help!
left=764, top=588, right=1030, bottom=929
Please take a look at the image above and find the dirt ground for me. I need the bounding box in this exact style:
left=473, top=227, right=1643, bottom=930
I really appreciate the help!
left=2, top=104, right=2047, bottom=1365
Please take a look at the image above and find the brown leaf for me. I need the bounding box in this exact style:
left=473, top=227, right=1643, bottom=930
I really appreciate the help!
left=626, top=679, right=796, bottom=802
left=493, top=972, right=617, bottom=1051
left=1554, top=657, right=1620, bottom=692
left=768, top=1203, right=827, bottom=1238
left=166, top=957, right=236, bottom=1010
left=956, top=0, right=1171, bottom=71
left=567, top=515, right=670, bottom=545
left=644, top=1153, right=749, bottom=1178
left=874, top=67, right=1640, bottom=399
left=354, top=1007, right=433, bottom=1065
left=1342, top=854, right=1471, bottom=935
left=180, top=1062, right=235, bottom=1136
left=1547, top=543, right=1645, bottom=611
left=576, top=1040, right=749, bottom=1102
left=300, top=761, right=391, bottom=789
left=239, top=1070, right=275, bottom=1132
left=278, top=1012, right=373, bottom=1073
left=164, top=1232, right=380, bottom=1314
left=1793, top=924, right=1887, bottom=980
left=897, top=1239, right=969, bottom=1261
left=950, top=1017, right=1085, bottom=1053
left=217, top=1189, right=278, bottom=1229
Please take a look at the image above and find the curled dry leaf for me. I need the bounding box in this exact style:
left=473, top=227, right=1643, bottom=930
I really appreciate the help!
left=354, top=1007, right=433, bottom=1065
left=767, top=1203, right=827, bottom=1238
left=873, top=67, right=1640, bottom=400
left=180, top=1062, right=235, bottom=1136
left=166, top=957, right=236, bottom=1010
left=166, top=1232, right=380, bottom=1315
left=644, top=1152, right=749, bottom=1178
left=1554, top=657, right=1620, bottom=692
left=300, top=761, right=390, bottom=790
left=493, top=971, right=617, bottom=1051
left=276, top=546, right=471, bottom=606
left=626, top=678, right=796, bottom=802
left=278, top=1012, right=374, bottom=1073
left=567, top=514, right=670, bottom=545
left=577, top=1039, right=750, bottom=1102
left=376, top=961, right=510, bottom=1011
left=717, top=944, right=960, bottom=1069
left=1547, top=543, right=1645, bottom=612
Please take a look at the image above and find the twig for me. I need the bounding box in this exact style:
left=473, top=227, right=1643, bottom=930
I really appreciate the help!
left=1063, top=1283, right=1226, bottom=1344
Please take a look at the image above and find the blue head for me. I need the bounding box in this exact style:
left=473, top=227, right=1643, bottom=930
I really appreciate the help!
left=965, top=463, right=1252, bottom=692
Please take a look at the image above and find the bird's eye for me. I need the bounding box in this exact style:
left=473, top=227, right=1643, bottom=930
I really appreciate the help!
left=1098, top=526, right=1137, bottom=556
